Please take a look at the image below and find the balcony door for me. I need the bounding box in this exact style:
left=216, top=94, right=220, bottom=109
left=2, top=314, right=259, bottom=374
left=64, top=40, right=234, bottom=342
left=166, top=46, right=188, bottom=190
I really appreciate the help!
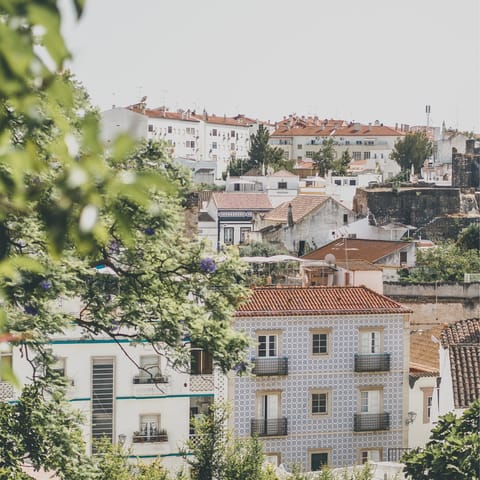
left=257, top=393, right=279, bottom=435
left=258, top=334, right=277, bottom=358
left=360, top=389, right=380, bottom=414
left=359, top=331, right=381, bottom=354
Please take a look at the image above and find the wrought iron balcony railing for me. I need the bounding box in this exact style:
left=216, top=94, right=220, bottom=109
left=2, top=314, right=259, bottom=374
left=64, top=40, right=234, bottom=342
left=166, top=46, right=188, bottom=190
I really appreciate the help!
left=354, top=353, right=391, bottom=372
left=132, top=429, right=168, bottom=443
left=354, top=412, right=390, bottom=432
left=387, top=448, right=412, bottom=462
left=252, top=357, right=288, bottom=376
left=133, top=374, right=169, bottom=384
left=251, top=417, right=288, bottom=437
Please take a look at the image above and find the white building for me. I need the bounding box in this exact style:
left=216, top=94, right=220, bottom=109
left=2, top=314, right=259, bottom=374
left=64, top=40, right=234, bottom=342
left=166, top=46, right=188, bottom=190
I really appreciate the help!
left=101, top=104, right=259, bottom=181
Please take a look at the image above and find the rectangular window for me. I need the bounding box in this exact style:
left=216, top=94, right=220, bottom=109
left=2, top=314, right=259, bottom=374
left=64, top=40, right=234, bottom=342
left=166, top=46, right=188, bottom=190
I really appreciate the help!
left=265, top=453, right=281, bottom=467
left=167, top=126, right=172, bottom=134
left=186, top=140, right=195, bottom=148
left=278, top=182, right=287, bottom=190
left=297, top=144, right=302, bottom=150
left=148, top=124, right=153, bottom=132
left=422, top=387, right=434, bottom=423
left=311, top=390, right=330, bottom=415
left=349, top=179, right=356, bottom=185
left=186, top=127, right=195, bottom=135
left=139, top=355, right=160, bottom=378
left=360, top=388, right=382, bottom=414
left=258, top=334, right=278, bottom=357
left=359, top=449, right=381, bottom=464
left=240, top=227, right=251, bottom=244
left=306, top=151, right=315, bottom=158
left=352, top=151, right=361, bottom=160
left=283, top=150, right=290, bottom=160
left=190, top=347, right=213, bottom=375
left=400, top=251, right=407, bottom=265
left=230, top=143, right=235, bottom=151
left=234, top=183, right=240, bottom=191
left=52, top=357, right=66, bottom=377
left=224, top=227, right=234, bottom=245
left=138, top=414, right=160, bottom=441
left=212, top=128, right=218, bottom=136
left=254, top=391, right=283, bottom=436
left=311, top=330, right=330, bottom=356
left=356, top=140, right=362, bottom=145
left=334, top=179, right=341, bottom=186
left=231, top=130, right=235, bottom=138
left=212, top=142, right=217, bottom=149
left=343, top=214, right=348, bottom=225
left=364, top=151, right=371, bottom=160
left=310, top=451, right=329, bottom=471
left=359, top=329, right=382, bottom=354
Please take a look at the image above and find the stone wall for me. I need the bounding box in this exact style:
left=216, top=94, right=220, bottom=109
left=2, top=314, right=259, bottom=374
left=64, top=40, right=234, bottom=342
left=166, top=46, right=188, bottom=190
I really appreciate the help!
left=384, top=282, right=480, bottom=326
left=452, top=139, right=480, bottom=188
left=353, top=187, right=461, bottom=229
left=417, top=216, right=479, bottom=241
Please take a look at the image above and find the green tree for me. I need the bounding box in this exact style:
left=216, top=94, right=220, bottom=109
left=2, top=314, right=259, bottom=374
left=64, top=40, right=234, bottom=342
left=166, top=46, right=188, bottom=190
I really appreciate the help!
left=184, top=403, right=269, bottom=480
left=313, top=139, right=337, bottom=177
left=401, top=242, right=480, bottom=283
left=332, top=149, right=351, bottom=176
left=456, top=223, right=480, bottom=251
left=390, top=131, right=433, bottom=174
left=0, top=1, right=250, bottom=477
left=402, top=399, right=480, bottom=479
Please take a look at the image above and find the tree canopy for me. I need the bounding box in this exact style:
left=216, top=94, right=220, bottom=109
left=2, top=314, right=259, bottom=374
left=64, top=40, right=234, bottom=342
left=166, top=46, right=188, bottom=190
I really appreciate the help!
left=402, top=399, right=480, bottom=479
left=312, top=139, right=337, bottom=177
left=0, top=1, right=250, bottom=477
left=390, top=131, right=433, bottom=174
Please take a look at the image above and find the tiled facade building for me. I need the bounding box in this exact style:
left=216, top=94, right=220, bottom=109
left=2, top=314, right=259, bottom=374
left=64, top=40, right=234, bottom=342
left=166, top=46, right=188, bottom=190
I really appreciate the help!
left=232, top=286, right=411, bottom=471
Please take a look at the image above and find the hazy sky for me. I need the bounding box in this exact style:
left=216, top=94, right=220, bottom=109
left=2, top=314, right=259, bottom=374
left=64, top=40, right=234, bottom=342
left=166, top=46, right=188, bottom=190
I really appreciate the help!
left=61, top=0, right=479, bottom=131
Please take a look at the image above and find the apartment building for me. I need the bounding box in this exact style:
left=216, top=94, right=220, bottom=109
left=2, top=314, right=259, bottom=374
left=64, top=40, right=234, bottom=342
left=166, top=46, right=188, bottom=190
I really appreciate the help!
left=6, top=317, right=222, bottom=472
left=271, top=116, right=403, bottom=181
left=232, top=286, right=411, bottom=471
left=101, top=103, right=258, bottom=181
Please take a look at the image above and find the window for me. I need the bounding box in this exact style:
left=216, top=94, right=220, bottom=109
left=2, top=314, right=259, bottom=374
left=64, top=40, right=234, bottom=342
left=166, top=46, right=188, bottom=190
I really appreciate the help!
left=400, top=251, right=407, bottom=265
left=254, top=391, right=283, bottom=436
left=343, top=214, right=348, bottom=225
left=352, top=151, right=361, bottom=160
left=190, top=347, right=213, bottom=375
left=231, top=130, right=235, bottom=138
left=137, top=414, right=163, bottom=442
left=359, top=329, right=383, bottom=354
left=364, top=151, right=371, bottom=160
left=356, top=140, right=362, bottom=145
left=258, top=334, right=278, bottom=357
left=212, top=128, right=218, bottom=136
left=230, top=143, right=235, bottom=151
left=52, top=357, right=66, bottom=377
left=297, top=144, right=302, bottom=150
left=234, top=183, right=240, bottom=191
left=311, top=329, right=331, bottom=356
left=334, top=179, right=341, bottom=186
left=139, top=355, right=160, bottom=378
left=359, top=449, right=381, bottom=464
left=265, top=453, right=281, bottom=467
left=186, top=140, right=195, bottom=148
left=422, top=387, right=434, bottom=423
left=306, top=151, right=315, bottom=158
left=167, top=126, right=172, bottom=134
left=310, top=389, right=331, bottom=416
left=359, top=388, right=383, bottom=414
left=212, top=142, right=217, bottom=149
left=186, top=127, right=195, bottom=135
left=0, top=344, right=12, bottom=381
left=224, top=227, right=234, bottom=245
left=240, top=227, right=251, bottom=244
left=278, top=182, right=287, bottom=189
left=349, top=179, right=356, bottom=185
left=283, top=151, right=290, bottom=160
left=148, top=124, right=153, bottom=132
left=310, top=450, right=330, bottom=471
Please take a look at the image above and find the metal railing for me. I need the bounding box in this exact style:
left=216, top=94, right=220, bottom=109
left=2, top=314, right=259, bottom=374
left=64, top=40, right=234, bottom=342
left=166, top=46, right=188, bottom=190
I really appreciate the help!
left=387, top=448, right=412, bottom=462
left=354, top=353, right=391, bottom=372
left=133, top=374, right=169, bottom=384
left=132, top=429, right=168, bottom=443
left=252, top=357, right=288, bottom=376
left=251, top=417, right=288, bottom=437
left=354, top=412, right=390, bottom=432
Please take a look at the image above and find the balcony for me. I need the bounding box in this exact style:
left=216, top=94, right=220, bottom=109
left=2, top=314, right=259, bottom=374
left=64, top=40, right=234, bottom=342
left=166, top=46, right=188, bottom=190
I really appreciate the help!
left=354, top=412, right=390, bottom=432
left=132, top=428, right=168, bottom=443
left=354, top=353, right=391, bottom=372
left=133, top=374, right=169, bottom=384
left=252, top=357, right=288, bottom=376
left=251, top=418, right=288, bottom=437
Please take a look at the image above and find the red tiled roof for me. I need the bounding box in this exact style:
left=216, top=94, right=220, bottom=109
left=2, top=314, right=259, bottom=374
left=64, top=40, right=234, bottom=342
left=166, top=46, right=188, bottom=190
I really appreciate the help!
left=192, top=113, right=255, bottom=127
left=271, top=169, right=297, bottom=177
left=441, top=319, right=480, bottom=409
left=235, top=286, right=411, bottom=317
left=302, top=238, right=412, bottom=263
left=410, top=326, right=441, bottom=376
left=263, top=195, right=330, bottom=224
left=212, top=192, right=272, bottom=210
left=335, top=260, right=382, bottom=271
left=272, top=122, right=403, bottom=138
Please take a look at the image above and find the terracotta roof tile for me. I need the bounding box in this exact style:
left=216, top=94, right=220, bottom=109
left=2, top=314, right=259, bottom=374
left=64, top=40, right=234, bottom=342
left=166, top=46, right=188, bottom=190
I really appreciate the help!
left=212, top=192, right=272, bottom=210
left=263, top=195, right=330, bottom=224
left=192, top=113, right=255, bottom=127
left=335, top=260, right=382, bottom=271
left=271, top=169, right=297, bottom=177
left=272, top=122, right=403, bottom=138
left=440, top=318, right=480, bottom=409
left=235, top=286, right=411, bottom=317
left=410, top=326, right=441, bottom=375
left=302, top=238, right=412, bottom=264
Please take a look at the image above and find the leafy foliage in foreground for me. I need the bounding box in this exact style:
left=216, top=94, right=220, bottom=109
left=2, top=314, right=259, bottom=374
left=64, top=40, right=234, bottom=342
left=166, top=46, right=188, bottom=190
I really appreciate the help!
left=403, top=399, right=480, bottom=479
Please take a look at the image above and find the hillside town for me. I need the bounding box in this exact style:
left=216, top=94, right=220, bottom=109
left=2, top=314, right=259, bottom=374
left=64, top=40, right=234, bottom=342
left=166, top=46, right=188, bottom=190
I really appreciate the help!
left=1, top=2, right=480, bottom=480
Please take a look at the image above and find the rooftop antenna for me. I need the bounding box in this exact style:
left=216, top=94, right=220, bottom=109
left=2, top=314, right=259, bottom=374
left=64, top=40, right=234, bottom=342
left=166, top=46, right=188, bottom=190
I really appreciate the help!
left=425, top=105, right=431, bottom=129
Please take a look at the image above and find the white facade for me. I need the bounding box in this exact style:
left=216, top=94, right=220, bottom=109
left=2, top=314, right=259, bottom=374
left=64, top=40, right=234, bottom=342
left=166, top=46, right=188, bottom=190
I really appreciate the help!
left=7, top=323, right=224, bottom=472
left=407, top=375, right=436, bottom=448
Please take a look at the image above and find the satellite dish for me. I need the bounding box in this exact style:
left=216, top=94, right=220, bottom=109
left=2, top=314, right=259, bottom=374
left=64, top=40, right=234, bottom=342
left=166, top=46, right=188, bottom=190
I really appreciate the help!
left=325, top=253, right=336, bottom=265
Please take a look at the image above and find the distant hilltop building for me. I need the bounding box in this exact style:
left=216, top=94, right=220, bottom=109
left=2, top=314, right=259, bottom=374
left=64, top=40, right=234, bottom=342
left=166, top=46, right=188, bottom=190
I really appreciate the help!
left=452, top=139, right=480, bottom=189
